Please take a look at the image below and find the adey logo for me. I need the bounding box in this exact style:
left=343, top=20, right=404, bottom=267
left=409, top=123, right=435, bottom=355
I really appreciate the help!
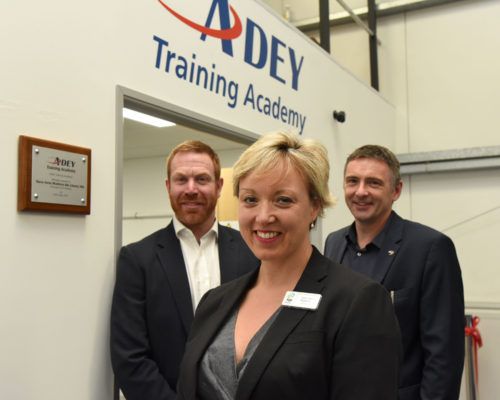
left=158, top=0, right=242, bottom=40
left=48, top=157, right=75, bottom=168
left=156, top=0, right=304, bottom=91
left=158, top=0, right=241, bottom=55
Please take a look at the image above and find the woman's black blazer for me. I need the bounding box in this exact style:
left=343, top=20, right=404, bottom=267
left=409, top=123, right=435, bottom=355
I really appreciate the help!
left=177, top=247, right=401, bottom=400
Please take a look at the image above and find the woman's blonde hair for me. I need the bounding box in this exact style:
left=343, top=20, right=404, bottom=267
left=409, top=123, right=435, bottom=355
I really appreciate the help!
left=233, top=131, right=335, bottom=217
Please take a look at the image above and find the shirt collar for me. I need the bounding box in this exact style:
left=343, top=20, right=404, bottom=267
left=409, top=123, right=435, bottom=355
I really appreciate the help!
left=173, top=214, right=219, bottom=240
left=346, top=211, right=396, bottom=250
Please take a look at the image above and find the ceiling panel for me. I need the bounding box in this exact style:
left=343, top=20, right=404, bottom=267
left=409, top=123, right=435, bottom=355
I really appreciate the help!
left=124, top=119, right=247, bottom=159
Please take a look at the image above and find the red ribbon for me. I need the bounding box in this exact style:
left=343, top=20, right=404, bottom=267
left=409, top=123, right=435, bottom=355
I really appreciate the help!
left=465, top=316, right=483, bottom=386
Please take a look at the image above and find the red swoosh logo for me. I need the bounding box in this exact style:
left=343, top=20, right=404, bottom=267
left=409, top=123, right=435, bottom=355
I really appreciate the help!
left=158, top=0, right=242, bottom=40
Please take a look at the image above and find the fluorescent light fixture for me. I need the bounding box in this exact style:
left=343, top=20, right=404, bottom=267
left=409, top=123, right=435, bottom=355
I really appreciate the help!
left=123, top=108, right=175, bottom=128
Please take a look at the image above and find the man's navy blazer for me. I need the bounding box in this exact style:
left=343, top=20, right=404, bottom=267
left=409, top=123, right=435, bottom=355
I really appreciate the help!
left=110, top=221, right=259, bottom=400
left=324, top=212, right=465, bottom=400
left=177, top=248, right=401, bottom=400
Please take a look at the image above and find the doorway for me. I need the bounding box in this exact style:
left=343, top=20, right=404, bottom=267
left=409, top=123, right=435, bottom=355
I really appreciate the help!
left=114, top=87, right=258, bottom=400
left=117, top=87, right=258, bottom=246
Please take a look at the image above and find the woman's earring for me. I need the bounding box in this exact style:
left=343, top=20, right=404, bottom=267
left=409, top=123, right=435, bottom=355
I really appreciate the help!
left=310, top=221, right=315, bottom=229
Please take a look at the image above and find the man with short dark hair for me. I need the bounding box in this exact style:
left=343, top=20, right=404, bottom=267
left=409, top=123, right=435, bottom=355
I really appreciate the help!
left=324, top=144, right=465, bottom=400
left=111, top=140, right=258, bottom=400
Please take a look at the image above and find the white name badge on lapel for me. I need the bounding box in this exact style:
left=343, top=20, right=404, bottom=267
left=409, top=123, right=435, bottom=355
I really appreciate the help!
left=282, top=291, right=322, bottom=310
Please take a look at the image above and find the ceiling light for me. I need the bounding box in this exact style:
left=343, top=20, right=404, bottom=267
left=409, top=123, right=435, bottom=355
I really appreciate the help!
left=123, top=108, right=176, bottom=128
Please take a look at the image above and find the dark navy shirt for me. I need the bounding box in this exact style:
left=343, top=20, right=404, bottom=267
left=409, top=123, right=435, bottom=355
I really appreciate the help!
left=342, top=212, right=396, bottom=277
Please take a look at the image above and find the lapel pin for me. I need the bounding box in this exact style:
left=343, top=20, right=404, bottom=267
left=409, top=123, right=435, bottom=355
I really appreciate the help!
left=388, top=250, right=395, bottom=256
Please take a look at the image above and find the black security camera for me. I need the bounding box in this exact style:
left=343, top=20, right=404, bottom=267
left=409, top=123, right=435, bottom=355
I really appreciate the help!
left=333, top=110, right=346, bottom=123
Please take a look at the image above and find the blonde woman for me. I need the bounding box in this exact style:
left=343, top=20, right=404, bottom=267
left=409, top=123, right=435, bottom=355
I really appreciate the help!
left=177, top=132, right=401, bottom=400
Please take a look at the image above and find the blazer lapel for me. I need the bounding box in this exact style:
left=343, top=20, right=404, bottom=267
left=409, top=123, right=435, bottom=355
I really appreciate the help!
left=156, top=222, right=194, bottom=333
left=196, top=270, right=257, bottom=350
left=236, top=248, right=328, bottom=400
left=325, top=227, right=349, bottom=264
left=334, top=231, right=348, bottom=264
left=218, top=225, right=240, bottom=282
left=371, top=213, right=403, bottom=283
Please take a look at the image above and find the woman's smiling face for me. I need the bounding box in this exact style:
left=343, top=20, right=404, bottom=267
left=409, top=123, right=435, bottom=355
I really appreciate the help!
left=237, top=162, right=319, bottom=263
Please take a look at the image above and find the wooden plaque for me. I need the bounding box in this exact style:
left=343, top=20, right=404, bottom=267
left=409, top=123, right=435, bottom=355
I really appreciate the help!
left=18, top=135, right=91, bottom=214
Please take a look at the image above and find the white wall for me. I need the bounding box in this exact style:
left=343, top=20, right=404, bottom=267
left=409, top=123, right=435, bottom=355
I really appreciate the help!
left=382, top=0, right=500, bottom=153
left=279, top=0, right=500, bottom=151
left=122, top=157, right=170, bottom=245
left=1, top=2, right=117, bottom=399
left=1, top=1, right=395, bottom=398
left=395, top=168, right=500, bottom=304
left=321, top=0, right=500, bottom=153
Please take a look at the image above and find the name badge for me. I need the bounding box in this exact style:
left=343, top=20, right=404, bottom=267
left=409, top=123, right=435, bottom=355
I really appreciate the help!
left=282, top=291, right=322, bottom=310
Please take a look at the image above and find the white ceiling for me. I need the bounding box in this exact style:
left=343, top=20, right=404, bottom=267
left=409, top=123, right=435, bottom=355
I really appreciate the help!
left=124, top=118, right=248, bottom=160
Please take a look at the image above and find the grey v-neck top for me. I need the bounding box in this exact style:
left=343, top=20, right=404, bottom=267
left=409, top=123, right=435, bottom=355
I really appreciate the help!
left=197, top=307, right=280, bottom=400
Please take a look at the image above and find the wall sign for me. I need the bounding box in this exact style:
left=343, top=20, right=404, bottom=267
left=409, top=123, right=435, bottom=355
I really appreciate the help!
left=152, top=0, right=308, bottom=134
left=18, top=135, right=91, bottom=214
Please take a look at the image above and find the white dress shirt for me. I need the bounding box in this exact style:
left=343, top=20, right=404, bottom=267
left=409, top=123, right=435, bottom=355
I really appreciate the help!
left=173, top=216, right=221, bottom=310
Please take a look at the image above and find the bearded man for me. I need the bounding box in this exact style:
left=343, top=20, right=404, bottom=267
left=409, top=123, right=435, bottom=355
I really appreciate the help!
left=111, top=140, right=258, bottom=400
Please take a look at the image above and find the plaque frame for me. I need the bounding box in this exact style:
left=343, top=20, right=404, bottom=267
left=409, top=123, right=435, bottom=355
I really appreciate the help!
left=18, top=135, right=92, bottom=214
